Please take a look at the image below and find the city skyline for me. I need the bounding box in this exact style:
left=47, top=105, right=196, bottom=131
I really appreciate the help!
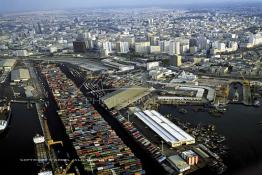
left=0, top=1, right=262, bottom=175
left=1, top=0, right=261, bottom=13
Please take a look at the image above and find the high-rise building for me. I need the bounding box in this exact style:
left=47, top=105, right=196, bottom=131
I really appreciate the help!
left=102, top=41, right=113, bottom=53
left=159, top=40, right=170, bottom=53
left=169, top=41, right=176, bottom=55
left=135, top=42, right=150, bottom=54
left=34, top=22, right=43, bottom=34
left=218, top=43, right=226, bottom=52
left=189, top=38, right=198, bottom=47
left=150, top=46, right=161, bottom=54
left=149, top=35, right=159, bottom=46
left=116, top=42, right=129, bottom=53
left=181, top=44, right=189, bottom=54
left=148, top=18, right=154, bottom=25
left=73, top=41, right=87, bottom=53
left=175, top=42, right=181, bottom=55
left=169, top=41, right=180, bottom=55
left=169, top=55, right=182, bottom=67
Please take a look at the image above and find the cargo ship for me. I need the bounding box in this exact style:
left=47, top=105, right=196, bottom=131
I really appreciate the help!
left=41, top=64, right=144, bottom=175
left=232, top=90, right=239, bottom=102
left=33, top=134, right=49, bottom=164
left=0, top=102, right=12, bottom=133
left=254, top=100, right=260, bottom=107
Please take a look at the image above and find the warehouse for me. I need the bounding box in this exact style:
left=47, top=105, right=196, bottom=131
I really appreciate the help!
left=102, top=59, right=134, bottom=72
left=0, top=59, right=16, bottom=71
left=134, top=110, right=195, bottom=147
left=101, top=86, right=153, bottom=110
left=167, top=155, right=190, bottom=173
left=11, top=68, right=30, bottom=82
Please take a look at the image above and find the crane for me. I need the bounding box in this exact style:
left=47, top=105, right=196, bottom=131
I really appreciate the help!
left=240, top=71, right=250, bottom=86
left=56, top=160, right=75, bottom=175
left=43, top=119, right=63, bottom=150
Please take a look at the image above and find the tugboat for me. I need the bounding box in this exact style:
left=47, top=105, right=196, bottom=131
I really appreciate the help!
left=254, top=100, right=260, bottom=107
left=208, top=160, right=228, bottom=175
left=217, top=136, right=226, bottom=143
left=0, top=102, right=12, bottom=134
left=213, top=101, right=227, bottom=113
left=178, top=108, right=188, bottom=114
left=232, top=90, right=239, bottom=102
left=208, top=109, right=223, bottom=117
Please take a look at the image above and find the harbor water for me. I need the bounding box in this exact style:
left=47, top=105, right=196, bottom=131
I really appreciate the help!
left=160, top=103, right=262, bottom=175
left=0, top=103, right=42, bottom=174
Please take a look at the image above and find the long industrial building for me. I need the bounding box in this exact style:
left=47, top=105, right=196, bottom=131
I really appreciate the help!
left=101, top=86, right=153, bottom=110
left=134, top=110, right=195, bottom=147
left=102, top=59, right=135, bottom=72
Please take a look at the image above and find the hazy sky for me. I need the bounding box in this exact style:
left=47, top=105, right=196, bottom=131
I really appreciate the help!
left=0, top=0, right=260, bottom=13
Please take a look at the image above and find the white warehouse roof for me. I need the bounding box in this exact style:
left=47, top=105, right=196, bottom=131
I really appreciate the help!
left=134, top=110, right=195, bottom=147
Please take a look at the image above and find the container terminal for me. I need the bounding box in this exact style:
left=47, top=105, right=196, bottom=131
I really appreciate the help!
left=56, top=62, right=229, bottom=175
left=0, top=58, right=232, bottom=175
left=40, top=64, right=144, bottom=175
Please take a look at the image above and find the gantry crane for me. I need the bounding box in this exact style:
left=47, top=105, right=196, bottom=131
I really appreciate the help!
left=56, top=160, right=75, bottom=175
left=43, top=119, right=63, bottom=150
left=221, top=84, right=230, bottom=99
left=240, top=72, right=250, bottom=86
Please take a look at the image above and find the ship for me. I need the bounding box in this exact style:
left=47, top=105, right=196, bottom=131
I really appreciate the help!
left=254, top=100, right=260, bottom=107
left=0, top=102, right=12, bottom=133
left=178, top=108, right=188, bottom=114
left=213, top=101, right=227, bottom=113
left=33, top=134, right=49, bottom=165
left=232, top=90, right=239, bottom=102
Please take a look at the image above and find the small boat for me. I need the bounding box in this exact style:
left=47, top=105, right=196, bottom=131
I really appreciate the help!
left=178, top=108, right=188, bottom=114
left=232, top=90, right=239, bottom=102
left=217, top=136, right=226, bottom=143
left=208, top=109, right=223, bottom=117
left=213, top=100, right=227, bottom=112
left=254, top=100, right=260, bottom=107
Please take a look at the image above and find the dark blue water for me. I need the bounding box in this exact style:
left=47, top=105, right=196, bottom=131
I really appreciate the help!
left=160, top=103, right=262, bottom=175
left=0, top=103, right=42, bottom=174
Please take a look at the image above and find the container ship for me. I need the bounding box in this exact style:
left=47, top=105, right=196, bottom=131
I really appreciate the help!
left=41, top=64, right=144, bottom=175
left=0, top=102, right=12, bottom=133
left=33, top=134, right=48, bottom=164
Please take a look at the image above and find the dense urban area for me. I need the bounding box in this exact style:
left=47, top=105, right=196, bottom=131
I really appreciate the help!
left=0, top=2, right=262, bottom=175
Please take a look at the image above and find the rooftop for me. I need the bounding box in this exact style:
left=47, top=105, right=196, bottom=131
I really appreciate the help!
left=11, top=68, right=30, bottom=81
left=101, top=86, right=152, bottom=110
left=134, top=110, right=195, bottom=147
left=168, top=155, right=190, bottom=171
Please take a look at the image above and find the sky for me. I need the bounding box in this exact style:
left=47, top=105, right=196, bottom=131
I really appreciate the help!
left=0, top=0, right=260, bottom=13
